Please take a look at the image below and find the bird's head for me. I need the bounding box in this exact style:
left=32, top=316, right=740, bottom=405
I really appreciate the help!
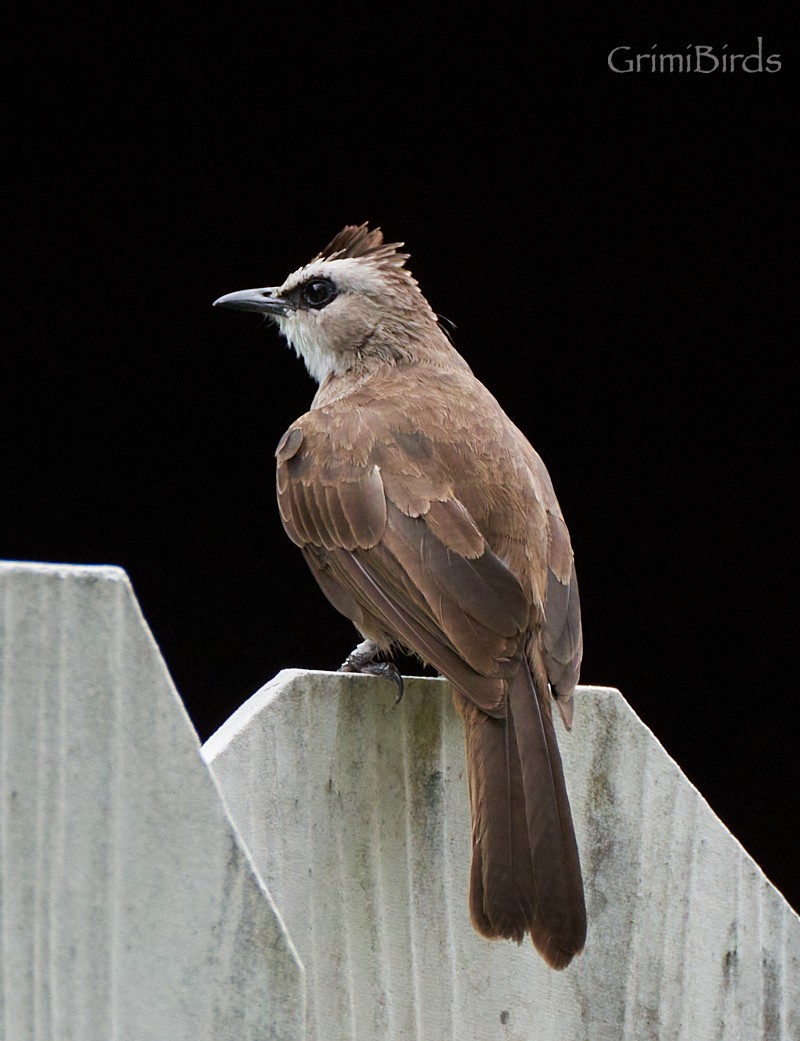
left=214, top=224, right=453, bottom=383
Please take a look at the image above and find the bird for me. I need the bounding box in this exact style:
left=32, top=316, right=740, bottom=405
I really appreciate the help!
left=213, top=224, right=586, bottom=969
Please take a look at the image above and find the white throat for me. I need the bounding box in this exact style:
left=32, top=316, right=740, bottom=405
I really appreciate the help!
left=276, top=316, right=344, bottom=384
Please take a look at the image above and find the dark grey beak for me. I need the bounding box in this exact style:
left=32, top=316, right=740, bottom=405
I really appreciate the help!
left=213, top=287, right=292, bottom=316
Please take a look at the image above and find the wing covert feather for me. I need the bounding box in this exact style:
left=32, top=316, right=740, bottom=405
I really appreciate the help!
left=275, top=406, right=578, bottom=715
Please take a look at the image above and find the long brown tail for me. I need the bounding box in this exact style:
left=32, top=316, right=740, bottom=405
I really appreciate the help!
left=454, top=658, right=586, bottom=969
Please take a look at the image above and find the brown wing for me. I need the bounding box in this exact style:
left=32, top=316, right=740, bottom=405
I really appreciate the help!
left=539, top=510, right=581, bottom=725
left=516, top=438, right=583, bottom=722
left=275, top=419, right=532, bottom=717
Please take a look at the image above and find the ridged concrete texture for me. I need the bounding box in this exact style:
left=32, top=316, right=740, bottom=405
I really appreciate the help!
left=0, top=562, right=304, bottom=1041
left=204, top=668, right=800, bottom=1041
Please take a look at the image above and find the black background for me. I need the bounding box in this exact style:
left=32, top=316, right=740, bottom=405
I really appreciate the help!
left=5, top=8, right=796, bottom=911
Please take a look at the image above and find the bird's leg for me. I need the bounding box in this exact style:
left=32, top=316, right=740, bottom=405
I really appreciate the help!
left=338, top=639, right=405, bottom=704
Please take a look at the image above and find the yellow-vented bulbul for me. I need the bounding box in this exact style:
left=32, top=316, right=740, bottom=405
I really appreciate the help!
left=214, top=224, right=586, bottom=968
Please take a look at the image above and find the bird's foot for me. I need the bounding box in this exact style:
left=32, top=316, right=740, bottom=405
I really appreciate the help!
left=339, top=640, right=405, bottom=704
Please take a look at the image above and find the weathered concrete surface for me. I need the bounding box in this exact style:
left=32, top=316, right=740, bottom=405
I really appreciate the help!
left=0, top=562, right=304, bottom=1041
left=204, top=668, right=800, bottom=1041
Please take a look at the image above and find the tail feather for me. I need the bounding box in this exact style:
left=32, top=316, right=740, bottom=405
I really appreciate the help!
left=454, top=657, right=586, bottom=969
left=460, top=695, right=535, bottom=943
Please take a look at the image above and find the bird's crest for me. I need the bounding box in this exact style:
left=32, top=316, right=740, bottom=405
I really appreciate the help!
left=314, top=223, right=413, bottom=276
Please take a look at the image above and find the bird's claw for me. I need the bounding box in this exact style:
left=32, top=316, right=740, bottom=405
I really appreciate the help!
left=370, top=661, right=405, bottom=704
left=339, top=643, right=405, bottom=704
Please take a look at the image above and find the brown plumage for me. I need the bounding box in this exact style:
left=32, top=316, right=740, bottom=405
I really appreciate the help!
left=214, top=224, right=586, bottom=968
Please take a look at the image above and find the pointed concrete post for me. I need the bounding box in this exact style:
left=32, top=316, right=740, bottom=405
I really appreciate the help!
left=0, top=562, right=305, bottom=1041
left=204, top=669, right=800, bottom=1041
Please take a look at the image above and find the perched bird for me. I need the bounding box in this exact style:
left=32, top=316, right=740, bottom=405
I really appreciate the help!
left=214, top=224, right=586, bottom=968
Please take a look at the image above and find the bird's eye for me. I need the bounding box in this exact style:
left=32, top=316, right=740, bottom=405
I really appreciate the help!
left=302, top=278, right=337, bottom=309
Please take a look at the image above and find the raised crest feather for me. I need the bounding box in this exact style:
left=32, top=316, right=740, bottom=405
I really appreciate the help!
left=314, top=223, right=411, bottom=273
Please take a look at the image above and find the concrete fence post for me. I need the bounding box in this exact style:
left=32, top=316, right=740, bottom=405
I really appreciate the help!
left=0, top=562, right=304, bottom=1041
left=204, top=669, right=800, bottom=1041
